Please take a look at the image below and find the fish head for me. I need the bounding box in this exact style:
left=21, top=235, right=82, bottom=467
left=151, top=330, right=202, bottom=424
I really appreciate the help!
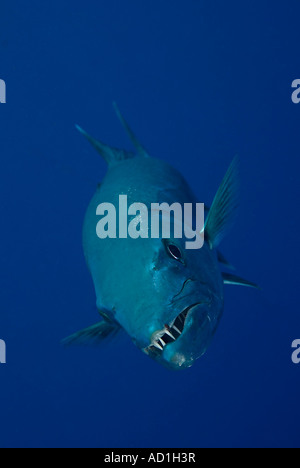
left=123, top=235, right=224, bottom=370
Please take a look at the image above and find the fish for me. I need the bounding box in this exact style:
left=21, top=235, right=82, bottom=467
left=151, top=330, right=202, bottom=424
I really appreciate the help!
left=63, top=105, right=258, bottom=370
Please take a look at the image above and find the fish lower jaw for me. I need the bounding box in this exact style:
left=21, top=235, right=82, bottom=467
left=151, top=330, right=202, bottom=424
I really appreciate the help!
left=144, top=303, right=201, bottom=356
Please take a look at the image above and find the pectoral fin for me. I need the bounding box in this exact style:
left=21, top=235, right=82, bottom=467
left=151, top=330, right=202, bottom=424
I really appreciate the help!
left=205, top=157, right=239, bottom=249
left=62, top=320, right=120, bottom=347
left=222, top=272, right=260, bottom=290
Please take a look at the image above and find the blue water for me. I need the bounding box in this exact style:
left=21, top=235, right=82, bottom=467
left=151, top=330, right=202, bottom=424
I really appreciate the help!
left=1, top=0, right=299, bottom=448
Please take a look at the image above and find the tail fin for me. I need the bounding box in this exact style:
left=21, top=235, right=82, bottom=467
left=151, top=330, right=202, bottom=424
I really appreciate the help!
left=76, top=104, right=149, bottom=165
left=113, top=103, right=150, bottom=158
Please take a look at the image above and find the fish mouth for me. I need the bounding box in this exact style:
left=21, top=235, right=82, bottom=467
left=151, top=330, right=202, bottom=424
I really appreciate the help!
left=144, top=303, right=202, bottom=356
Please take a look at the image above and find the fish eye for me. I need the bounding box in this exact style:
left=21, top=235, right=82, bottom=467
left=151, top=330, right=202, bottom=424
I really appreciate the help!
left=165, top=242, right=183, bottom=262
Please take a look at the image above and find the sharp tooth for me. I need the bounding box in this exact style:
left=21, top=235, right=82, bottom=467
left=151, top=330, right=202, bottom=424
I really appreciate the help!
left=172, top=325, right=182, bottom=335
left=165, top=329, right=176, bottom=340
left=159, top=338, right=166, bottom=347
left=154, top=342, right=163, bottom=351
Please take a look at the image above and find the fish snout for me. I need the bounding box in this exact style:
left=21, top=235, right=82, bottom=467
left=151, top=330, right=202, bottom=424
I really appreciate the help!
left=143, top=301, right=218, bottom=370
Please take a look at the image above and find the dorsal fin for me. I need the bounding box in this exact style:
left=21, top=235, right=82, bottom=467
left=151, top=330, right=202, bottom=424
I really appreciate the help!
left=76, top=125, right=136, bottom=166
left=113, top=103, right=150, bottom=158
left=205, top=157, right=239, bottom=249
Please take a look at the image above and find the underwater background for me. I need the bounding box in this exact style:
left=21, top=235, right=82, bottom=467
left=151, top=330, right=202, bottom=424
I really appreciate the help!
left=0, top=0, right=300, bottom=448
